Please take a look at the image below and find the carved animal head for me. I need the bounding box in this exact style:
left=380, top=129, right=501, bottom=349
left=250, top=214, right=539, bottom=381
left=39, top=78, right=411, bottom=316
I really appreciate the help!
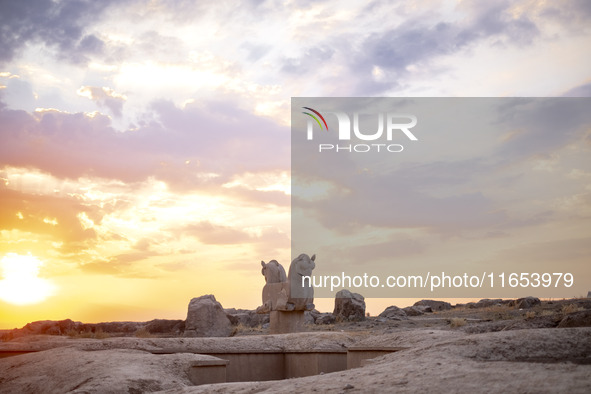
left=261, top=259, right=287, bottom=283
left=288, top=253, right=316, bottom=280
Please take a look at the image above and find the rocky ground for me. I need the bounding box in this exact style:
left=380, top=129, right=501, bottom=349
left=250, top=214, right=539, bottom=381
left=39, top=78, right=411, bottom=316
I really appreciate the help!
left=1, top=297, right=590, bottom=393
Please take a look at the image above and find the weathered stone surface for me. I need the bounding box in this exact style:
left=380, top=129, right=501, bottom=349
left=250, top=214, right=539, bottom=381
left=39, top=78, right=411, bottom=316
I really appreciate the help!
left=557, top=310, right=591, bottom=328
left=143, top=319, right=185, bottom=335
left=403, top=305, right=431, bottom=316
left=473, top=299, right=504, bottom=308
left=91, top=321, right=142, bottom=334
left=379, top=306, right=408, bottom=320
left=334, top=290, right=366, bottom=321
left=226, top=311, right=269, bottom=327
left=223, top=308, right=250, bottom=314
left=1, top=329, right=590, bottom=393
left=414, top=300, right=452, bottom=311
left=21, top=319, right=80, bottom=336
left=304, top=311, right=315, bottom=325
left=225, top=312, right=246, bottom=326
left=316, top=314, right=337, bottom=325
left=184, top=294, right=232, bottom=337
left=269, top=310, right=306, bottom=334
left=308, top=309, right=321, bottom=320
left=258, top=282, right=290, bottom=313
left=1, top=318, right=193, bottom=340
left=0, top=347, right=206, bottom=392
left=510, top=296, right=541, bottom=309
left=308, top=309, right=337, bottom=325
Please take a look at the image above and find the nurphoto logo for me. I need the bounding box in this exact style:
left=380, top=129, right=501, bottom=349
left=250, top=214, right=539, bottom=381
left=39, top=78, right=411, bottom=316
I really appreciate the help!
left=301, top=106, right=418, bottom=153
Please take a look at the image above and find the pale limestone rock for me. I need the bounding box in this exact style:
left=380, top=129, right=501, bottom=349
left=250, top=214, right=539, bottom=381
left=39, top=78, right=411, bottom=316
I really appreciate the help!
left=184, top=294, right=232, bottom=337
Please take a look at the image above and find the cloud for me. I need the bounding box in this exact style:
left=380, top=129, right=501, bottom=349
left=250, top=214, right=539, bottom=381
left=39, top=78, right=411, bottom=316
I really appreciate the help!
left=134, top=238, right=152, bottom=251
left=493, top=98, right=591, bottom=162
left=292, top=98, right=591, bottom=237
left=562, top=82, right=591, bottom=97
left=0, top=98, right=289, bottom=197
left=495, top=237, right=591, bottom=267
left=79, top=251, right=159, bottom=277
left=538, top=0, right=591, bottom=31
left=222, top=186, right=290, bottom=207
left=177, top=221, right=289, bottom=258
left=0, top=185, right=98, bottom=247
left=0, top=0, right=114, bottom=65
left=77, top=86, right=126, bottom=117
left=0, top=77, right=37, bottom=111
left=253, top=0, right=590, bottom=96
left=181, top=221, right=253, bottom=245
left=295, top=183, right=505, bottom=236
left=281, top=46, right=335, bottom=74
left=326, top=237, right=427, bottom=266
left=346, top=2, right=542, bottom=94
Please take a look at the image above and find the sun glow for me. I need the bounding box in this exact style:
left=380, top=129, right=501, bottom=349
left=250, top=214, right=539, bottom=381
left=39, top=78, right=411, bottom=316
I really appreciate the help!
left=0, top=253, right=56, bottom=305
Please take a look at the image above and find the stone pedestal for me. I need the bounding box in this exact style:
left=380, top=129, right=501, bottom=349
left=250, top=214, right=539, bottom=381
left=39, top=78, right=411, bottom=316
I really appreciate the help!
left=269, top=310, right=305, bottom=334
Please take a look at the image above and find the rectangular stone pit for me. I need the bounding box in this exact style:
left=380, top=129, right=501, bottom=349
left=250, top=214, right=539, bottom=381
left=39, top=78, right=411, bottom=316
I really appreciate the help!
left=206, top=351, right=286, bottom=382
left=346, top=346, right=407, bottom=369
left=284, top=350, right=348, bottom=378
left=150, top=345, right=409, bottom=385
left=187, top=358, right=230, bottom=385
left=206, top=349, right=347, bottom=382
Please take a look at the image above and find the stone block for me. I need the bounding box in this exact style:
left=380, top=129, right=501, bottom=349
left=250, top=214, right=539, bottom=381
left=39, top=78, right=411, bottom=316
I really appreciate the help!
left=269, top=310, right=305, bottom=334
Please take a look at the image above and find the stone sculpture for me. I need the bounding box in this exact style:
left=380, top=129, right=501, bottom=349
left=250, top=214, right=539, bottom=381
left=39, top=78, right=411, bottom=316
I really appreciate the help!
left=261, top=260, right=287, bottom=283
left=286, top=253, right=316, bottom=311
left=256, top=254, right=316, bottom=333
left=257, top=254, right=316, bottom=314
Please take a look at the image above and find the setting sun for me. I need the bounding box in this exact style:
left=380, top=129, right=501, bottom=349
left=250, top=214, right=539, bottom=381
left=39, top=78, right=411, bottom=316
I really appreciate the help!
left=0, top=253, right=56, bottom=305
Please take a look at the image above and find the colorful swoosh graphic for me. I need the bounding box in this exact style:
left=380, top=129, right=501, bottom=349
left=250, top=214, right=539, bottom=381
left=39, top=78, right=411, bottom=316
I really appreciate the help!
left=302, top=107, right=328, bottom=131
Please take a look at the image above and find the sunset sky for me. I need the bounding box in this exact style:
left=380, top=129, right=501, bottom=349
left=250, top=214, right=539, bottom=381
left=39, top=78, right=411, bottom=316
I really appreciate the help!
left=1, top=0, right=590, bottom=329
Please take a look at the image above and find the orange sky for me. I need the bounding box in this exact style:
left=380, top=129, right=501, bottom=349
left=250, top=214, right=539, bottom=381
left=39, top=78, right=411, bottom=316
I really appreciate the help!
left=1, top=1, right=591, bottom=329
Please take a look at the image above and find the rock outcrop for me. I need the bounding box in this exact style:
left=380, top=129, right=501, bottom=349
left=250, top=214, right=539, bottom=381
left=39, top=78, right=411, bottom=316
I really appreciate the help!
left=510, top=296, right=541, bottom=309
left=225, top=309, right=269, bottom=327
left=414, top=299, right=452, bottom=311
left=0, top=347, right=208, bottom=392
left=333, top=290, right=366, bottom=321
left=469, top=299, right=504, bottom=308
left=403, top=305, right=432, bottom=316
left=308, top=309, right=337, bottom=325
left=558, top=310, right=591, bottom=328
left=143, top=319, right=185, bottom=335
left=184, top=294, right=232, bottom=337
left=0, top=319, right=186, bottom=341
left=379, top=305, right=408, bottom=320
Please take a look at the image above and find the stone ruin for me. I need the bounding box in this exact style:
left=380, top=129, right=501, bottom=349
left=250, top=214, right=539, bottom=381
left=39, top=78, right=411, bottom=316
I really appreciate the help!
left=256, top=253, right=316, bottom=334
left=184, top=294, right=232, bottom=337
